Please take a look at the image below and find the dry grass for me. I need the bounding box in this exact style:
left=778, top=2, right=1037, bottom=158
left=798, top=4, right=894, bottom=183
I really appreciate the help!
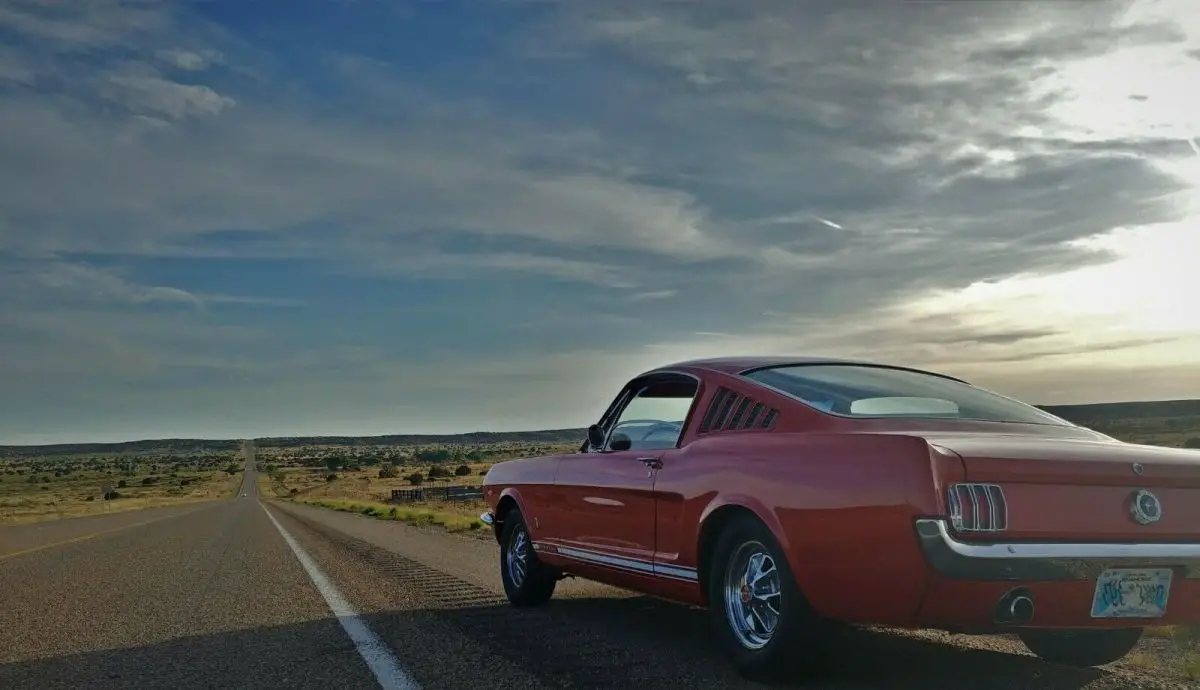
left=1116, top=430, right=1200, bottom=448
left=297, top=498, right=487, bottom=533
left=0, top=469, right=243, bottom=525
left=269, top=464, right=489, bottom=516
left=265, top=462, right=493, bottom=535
left=1145, top=625, right=1194, bottom=640
left=1123, top=648, right=1200, bottom=680
left=1127, top=626, right=1200, bottom=679
left=280, top=464, right=487, bottom=492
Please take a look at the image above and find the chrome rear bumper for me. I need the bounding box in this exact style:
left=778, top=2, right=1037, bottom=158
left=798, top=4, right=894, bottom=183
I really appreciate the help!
left=915, top=518, right=1200, bottom=581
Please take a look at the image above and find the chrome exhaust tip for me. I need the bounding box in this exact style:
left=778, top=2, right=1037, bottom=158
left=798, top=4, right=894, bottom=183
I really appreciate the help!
left=994, top=587, right=1035, bottom=625
left=1008, top=595, right=1035, bottom=624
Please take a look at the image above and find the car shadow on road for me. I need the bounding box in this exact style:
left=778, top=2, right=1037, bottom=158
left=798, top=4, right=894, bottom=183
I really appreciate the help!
left=0, top=617, right=387, bottom=690
left=0, top=600, right=1144, bottom=690
left=422, top=593, right=1124, bottom=689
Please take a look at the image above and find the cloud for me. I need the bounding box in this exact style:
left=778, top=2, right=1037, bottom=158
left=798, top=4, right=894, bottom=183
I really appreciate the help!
left=104, top=71, right=235, bottom=119
left=0, top=0, right=166, bottom=50
left=0, top=0, right=1198, bottom=442
left=157, top=48, right=222, bottom=71
left=21, top=261, right=203, bottom=307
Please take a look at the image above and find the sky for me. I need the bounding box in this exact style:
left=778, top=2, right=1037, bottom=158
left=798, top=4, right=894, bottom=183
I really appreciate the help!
left=0, top=0, right=1198, bottom=444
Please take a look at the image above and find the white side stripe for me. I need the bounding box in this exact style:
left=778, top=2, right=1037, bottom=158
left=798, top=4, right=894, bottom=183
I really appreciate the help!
left=552, top=543, right=699, bottom=582
left=262, top=505, right=421, bottom=690
left=655, top=563, right=699, bottom=580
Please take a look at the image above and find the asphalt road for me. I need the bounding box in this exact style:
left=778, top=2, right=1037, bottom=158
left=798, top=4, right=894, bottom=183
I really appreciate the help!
left=2, top=466, right=1195, bottom=690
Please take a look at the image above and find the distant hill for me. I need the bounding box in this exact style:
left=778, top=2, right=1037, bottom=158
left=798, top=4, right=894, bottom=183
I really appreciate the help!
left=2, top=398, right=1197, bottom=457
left=1039, top=399, right=1200, bottom=423
left=0, top=429, right=591, bottom=457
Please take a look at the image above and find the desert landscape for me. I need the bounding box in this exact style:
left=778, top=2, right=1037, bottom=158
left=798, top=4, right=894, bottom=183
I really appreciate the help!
left=6, top=398, right=1198, bottom=529
left=4, top=398, right=1199, bottom=682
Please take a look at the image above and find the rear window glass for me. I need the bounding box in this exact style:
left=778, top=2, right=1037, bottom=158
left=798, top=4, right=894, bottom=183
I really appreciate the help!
left=741, top=364, right=1071, bottom=426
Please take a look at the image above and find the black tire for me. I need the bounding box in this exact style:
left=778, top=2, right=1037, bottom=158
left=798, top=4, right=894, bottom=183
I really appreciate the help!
left=706, top=513, right=831, bottom=682
left=499, top=507, right=557, bottom=607
left=1017, top=627, right=1143, bottom=667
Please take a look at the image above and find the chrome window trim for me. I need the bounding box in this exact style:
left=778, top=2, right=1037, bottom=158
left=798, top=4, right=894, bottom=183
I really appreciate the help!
left=739, top=365, right=1075, bottom=428
left=591, top=370, right=703, bottom=452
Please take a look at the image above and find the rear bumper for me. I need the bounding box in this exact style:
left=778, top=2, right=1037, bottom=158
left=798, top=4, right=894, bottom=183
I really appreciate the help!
left=915, top=518, right=1200, bottom=581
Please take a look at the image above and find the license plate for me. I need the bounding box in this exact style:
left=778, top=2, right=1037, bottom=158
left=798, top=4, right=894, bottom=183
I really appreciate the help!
left=1090, top=568, right=1173, bottom=618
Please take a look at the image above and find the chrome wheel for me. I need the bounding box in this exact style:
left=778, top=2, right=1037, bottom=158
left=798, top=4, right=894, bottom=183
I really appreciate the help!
left=506, top=523, right=529, bottom=587
left=722, top=541, right=782, bottom=650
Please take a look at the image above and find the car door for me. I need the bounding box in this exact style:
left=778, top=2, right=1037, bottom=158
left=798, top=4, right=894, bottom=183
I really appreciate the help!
left=549, top=374, right=698, bottom=580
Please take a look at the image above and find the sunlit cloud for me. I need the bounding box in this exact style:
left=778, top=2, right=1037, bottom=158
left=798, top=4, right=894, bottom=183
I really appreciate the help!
left=0, top=0, right=1197, bottom=443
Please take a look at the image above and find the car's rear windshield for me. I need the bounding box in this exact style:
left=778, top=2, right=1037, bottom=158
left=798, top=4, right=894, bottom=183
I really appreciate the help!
left=741, top=364, right=1072, bottom=426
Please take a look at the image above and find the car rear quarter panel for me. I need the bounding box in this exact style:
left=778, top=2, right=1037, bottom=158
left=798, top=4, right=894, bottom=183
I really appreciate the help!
left=665, top=431, right=964, bottom=626
left=482, top=454, right=562, bottom=544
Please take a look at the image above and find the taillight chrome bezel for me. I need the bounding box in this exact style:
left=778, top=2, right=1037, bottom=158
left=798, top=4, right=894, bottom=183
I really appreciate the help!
left=947, top=483, right=1008, bottom=533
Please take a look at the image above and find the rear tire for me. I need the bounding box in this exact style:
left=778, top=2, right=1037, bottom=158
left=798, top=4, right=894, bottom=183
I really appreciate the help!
left=706, top=513, right=831, bottom=682
left=1017, top=627, right=1143, bottom=667
left=499, top=507, right=556, bottom=607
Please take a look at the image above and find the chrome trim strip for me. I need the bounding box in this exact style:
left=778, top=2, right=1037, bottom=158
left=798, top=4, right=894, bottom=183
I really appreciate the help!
left=557, top=546, right=655, bottom=574
left=947, top=485, right=962, bottom=531
left=947, top=483, right=1008, bottom=533
left=655, top=563, right=699, bottom=580
left=916, top=518, right=1200, bottom=581
left=989, top=484, right=1008, bottom=531
left=547, top=543, right=699, bottom=582
left=967, top=484, right=980, bottom=531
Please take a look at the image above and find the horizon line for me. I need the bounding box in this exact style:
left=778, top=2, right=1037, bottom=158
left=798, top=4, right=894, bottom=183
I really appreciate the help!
left=4, top=397, right=1198, bottom=450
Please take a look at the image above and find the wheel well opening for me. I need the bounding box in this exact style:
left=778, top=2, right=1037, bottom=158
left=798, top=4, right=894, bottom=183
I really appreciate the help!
left=493, top=496, right=517, bottom=544
left=696, top=505, right=759, bottom=607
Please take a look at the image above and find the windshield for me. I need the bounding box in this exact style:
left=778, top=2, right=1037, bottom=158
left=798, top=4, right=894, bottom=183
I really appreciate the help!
left=742, top=364, right=1073, bottom=426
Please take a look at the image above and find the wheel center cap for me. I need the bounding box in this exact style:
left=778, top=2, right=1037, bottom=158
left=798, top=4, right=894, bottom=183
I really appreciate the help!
left=740, top=584, right=751, bottom=604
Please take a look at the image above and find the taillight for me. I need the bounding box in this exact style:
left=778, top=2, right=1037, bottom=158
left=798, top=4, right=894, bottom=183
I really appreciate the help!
left=947, top=483, right=1007, bottom=533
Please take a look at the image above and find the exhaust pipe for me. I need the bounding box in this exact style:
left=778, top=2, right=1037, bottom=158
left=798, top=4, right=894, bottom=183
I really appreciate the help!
left=1007, top=595, right=1035, bottom=624
left=993, top=587, right=1035, bottom=625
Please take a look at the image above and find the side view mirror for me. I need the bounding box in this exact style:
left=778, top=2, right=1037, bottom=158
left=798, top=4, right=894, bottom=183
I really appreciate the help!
left=608, top=432, right=632, bottom=452
left=587, top=424, right=606, bottom=449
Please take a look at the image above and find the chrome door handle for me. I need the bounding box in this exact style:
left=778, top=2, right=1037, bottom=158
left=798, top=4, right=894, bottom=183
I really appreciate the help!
left=638, top=456, right=663, bottom=469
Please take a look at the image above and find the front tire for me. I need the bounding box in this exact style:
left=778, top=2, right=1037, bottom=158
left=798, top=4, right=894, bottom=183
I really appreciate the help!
left=499, top=507, right=556, bottom=607
left=706, top=514, right=831, bottom=682
left=1017, top=627, right=1143, bottom=667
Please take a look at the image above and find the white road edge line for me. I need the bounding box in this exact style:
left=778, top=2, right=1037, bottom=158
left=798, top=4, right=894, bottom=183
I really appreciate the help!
left=262, top=504, right=421, bottom=690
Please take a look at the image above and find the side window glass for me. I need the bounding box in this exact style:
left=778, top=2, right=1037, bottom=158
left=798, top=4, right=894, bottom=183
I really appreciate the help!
left=607, top=388, right=695, bottom=451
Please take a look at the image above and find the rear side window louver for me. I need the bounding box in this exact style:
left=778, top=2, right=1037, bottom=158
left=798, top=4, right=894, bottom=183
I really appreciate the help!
left=697, top=387, right=778, bottom=433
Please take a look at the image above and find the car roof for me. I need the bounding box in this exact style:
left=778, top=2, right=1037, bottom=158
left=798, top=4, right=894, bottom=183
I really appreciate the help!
left=641, top=355, right=966, bottom=382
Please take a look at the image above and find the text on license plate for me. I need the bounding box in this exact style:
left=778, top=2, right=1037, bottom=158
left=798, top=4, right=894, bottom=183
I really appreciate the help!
left=1090, top=568, right=1173, bottom=619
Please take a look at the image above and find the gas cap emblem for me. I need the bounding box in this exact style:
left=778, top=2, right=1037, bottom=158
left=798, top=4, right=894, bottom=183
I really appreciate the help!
left=1132, top=462, right=1144, bottom=476
left=1130, top=489, right=1162, bottom=525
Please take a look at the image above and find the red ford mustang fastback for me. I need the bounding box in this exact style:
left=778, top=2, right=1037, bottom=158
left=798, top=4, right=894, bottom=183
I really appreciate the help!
left=480, top=356, right=1200, bottom=681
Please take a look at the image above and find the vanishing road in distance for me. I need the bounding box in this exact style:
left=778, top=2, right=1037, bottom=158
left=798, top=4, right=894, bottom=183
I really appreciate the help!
left=1, top=460, right=1189, bottom=690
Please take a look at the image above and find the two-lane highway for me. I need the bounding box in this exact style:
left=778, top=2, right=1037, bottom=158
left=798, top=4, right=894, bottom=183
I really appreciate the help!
left=3, top=464, right=1195, bottom=689
left=0, top=466, right=383, bottom=689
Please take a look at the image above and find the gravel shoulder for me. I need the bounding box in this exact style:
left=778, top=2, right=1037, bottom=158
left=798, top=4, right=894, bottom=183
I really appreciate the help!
left=275, top=500, right=1200, bottom=689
